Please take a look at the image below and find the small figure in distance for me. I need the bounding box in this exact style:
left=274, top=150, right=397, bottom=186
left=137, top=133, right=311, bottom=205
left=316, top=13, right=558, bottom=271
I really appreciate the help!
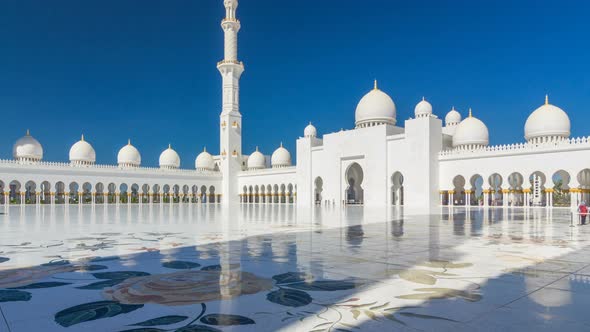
left=578, top=201, right=588, bottom=225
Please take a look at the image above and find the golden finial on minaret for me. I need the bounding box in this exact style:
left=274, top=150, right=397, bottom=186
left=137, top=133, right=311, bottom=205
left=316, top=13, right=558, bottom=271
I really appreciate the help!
left=373, top=79, right=378, bottom=90
left=545, top=94, right=549, bottom=105
left=468, top=108, right=473, bottom=118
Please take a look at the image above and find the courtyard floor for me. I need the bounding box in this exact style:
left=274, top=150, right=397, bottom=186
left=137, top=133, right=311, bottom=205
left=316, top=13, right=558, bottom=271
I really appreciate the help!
left=0, top=205, right=589, bottom=331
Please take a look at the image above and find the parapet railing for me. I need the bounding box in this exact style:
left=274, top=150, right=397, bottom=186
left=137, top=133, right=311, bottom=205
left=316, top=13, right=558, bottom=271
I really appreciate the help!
left=0, top=159, right=222, bottom=177
left=439, top=136, right=590, bottom=159
left=239, top=166, right=297, bottom=175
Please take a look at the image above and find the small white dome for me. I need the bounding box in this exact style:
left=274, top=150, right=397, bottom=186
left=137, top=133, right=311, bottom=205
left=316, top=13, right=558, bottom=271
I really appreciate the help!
left=117, top=140, right=141, bottom=167
left=304, top=122, right=317, bottom=138
left=195, top=148, right=215, bottom=171
left=247, top=147, right=266, bottom=170
left=453, top=110, right=489, bottom=148
left=159, top=144, right=180, bottom=169
left=445, top=107, right=462, bottom=126
left=69, top=135, right=96, bottom=165
left=13, top=130, right=43, bottom=161
left=524, top=96, right=571, bottom=143
left=271, top=143, right=291, bottom=168
left=414, top=97, right=433, bottom=118
left=355, top=80, right=397, bottom=128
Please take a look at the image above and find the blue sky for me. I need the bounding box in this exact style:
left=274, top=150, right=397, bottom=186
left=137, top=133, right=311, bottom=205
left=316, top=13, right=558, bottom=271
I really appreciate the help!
left=0, top=0, right=588, bottom=166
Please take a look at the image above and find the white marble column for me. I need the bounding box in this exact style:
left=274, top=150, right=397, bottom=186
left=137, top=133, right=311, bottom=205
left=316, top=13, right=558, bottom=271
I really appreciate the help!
left=4, top=192, right=8, bottom=214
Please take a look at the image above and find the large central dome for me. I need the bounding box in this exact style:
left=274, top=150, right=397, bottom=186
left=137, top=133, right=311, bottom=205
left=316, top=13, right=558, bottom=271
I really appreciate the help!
left=355, top=81, right=396, bottom=128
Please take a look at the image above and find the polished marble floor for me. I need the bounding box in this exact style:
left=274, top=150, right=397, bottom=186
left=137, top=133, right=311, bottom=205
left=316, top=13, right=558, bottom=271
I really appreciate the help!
left=0, top=205, right=589, bottom=332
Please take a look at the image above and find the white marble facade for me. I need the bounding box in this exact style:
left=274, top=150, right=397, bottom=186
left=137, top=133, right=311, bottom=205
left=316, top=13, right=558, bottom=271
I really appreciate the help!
left=3, top=0, right=590, bottom=212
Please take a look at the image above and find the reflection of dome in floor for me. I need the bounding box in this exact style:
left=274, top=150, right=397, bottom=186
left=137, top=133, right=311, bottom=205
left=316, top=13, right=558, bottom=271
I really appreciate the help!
left=526, top=274, right=571, bottom=308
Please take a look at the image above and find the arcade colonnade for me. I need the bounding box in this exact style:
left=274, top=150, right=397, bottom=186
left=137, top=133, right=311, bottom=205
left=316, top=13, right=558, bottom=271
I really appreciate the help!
left=0, top=179, right=221, bottom=206
left=240, top=183, right=297, bottom=204
left=440, top=168, right=590, bottom=208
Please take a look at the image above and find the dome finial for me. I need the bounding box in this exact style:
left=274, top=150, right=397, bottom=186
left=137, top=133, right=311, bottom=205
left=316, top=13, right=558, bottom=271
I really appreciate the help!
left=255, top=146, right=259, bottom=152
left=545, top=94, right=549, bottom=105
left=203, top=146, right=207, bottom=152
left=422, top=96, right=425, bottom=101
left=127, top=139, right=131, bottom=146
left=81, top=134, right=85, bottom=141
left=468, top=108, right=473, bottom=118
left=280, top=142, right=283, bottom=148
left=373, top=79, right=378, bottom=90
left=168, top=143, right=171, bottom=149
left=26, top=129, right=30, bottom=136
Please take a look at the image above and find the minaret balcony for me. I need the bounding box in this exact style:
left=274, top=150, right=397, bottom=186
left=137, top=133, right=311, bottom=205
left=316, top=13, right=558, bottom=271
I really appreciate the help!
left=217, top=59, right=243, bottom=66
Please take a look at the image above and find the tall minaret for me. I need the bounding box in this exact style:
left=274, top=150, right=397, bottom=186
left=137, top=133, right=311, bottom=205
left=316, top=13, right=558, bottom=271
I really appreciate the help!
left=218, top=0, right=244, bottom=205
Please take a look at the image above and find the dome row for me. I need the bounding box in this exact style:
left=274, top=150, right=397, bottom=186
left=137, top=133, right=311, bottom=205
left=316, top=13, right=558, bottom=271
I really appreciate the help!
left=352, top=81, right=571, bottom=148
left=12, top=134, right=218, bottom=171
left=450, top=95, right=570, bottom=148
left=12, top=133, right=293, bottom=171
left=246, top=144, right=292, bottom=170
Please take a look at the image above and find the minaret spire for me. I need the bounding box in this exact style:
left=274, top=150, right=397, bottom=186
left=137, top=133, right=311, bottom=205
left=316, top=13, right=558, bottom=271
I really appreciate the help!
left=218, top=0, right=244, bottom=205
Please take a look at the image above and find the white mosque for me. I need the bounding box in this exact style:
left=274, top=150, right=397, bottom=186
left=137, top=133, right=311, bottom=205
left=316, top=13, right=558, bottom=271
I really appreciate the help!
left=3, top=0, right=590, bottom=211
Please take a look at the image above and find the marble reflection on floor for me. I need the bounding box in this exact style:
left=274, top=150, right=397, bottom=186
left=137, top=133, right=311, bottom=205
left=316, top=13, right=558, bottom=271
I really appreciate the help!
left=0, top=206, right=589, bottom=332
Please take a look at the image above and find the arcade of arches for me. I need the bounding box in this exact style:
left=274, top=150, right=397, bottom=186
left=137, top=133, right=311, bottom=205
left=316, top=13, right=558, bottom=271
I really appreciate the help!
left=442, top=169, right=590, bottom=208
left=0, top=180, right=219, bottom=206
left=240, top=184, right=297, bottom=204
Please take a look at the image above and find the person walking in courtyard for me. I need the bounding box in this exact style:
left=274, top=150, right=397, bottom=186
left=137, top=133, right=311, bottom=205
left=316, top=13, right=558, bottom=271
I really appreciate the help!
left=579, top=201, right=588, bottom=225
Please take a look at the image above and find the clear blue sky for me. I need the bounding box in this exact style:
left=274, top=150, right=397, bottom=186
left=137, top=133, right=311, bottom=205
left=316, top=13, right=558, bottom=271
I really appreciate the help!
left=0, top=0, right=588, bottom=166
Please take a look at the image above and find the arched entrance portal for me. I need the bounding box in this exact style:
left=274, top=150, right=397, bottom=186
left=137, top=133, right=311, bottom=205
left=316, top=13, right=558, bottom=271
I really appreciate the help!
left=345, top=163, right=364, bottom=205
left=314, top=177, right=323, bottom=205
left=391, top=172, right=404, bottom=206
